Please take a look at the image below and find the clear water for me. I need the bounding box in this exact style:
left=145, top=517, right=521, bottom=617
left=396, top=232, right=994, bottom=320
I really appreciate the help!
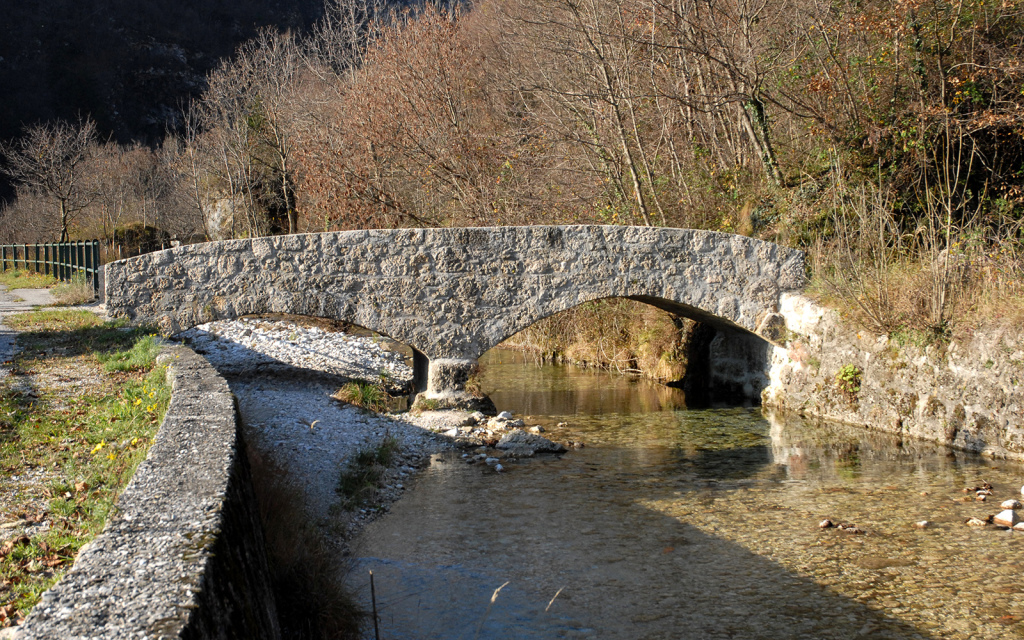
left=347, top=352, right=1024, bottom=640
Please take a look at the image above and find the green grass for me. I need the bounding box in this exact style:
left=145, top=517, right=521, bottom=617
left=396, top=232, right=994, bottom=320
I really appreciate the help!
left=332, top=381, right=389, bottom=413
left=0, top=312, right=170, bottom=621
left=97, top=335, right=162, bottom=372
left=0, top=270, right=57, bottom=290
left=335, top=436, right=401, bottom=510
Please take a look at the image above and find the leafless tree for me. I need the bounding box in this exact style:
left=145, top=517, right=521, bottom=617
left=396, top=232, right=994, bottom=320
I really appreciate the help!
left=1, top=117, right=98, bottom=241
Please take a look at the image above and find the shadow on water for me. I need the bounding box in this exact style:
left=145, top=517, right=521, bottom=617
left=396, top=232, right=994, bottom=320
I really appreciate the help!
left=347, top=445, right=933, bottom=640
left=343, top=353, right=952, bottom=639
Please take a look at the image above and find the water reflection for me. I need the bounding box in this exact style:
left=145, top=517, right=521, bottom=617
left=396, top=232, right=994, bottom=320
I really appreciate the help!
left=345, top=351, right=1024, bottom=640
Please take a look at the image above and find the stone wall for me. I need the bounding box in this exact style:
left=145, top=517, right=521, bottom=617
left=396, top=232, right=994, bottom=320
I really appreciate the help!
left=105, top=225, right=805, bottom=403
left=767, top=293, right=1024, bottom=460
left=13, top=347, right=280, bottom=640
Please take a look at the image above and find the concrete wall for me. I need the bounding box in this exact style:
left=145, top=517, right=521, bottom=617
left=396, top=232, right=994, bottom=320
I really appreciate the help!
left=13, top=347, right=280, bottom=640
left=767, top=293, right=1024, bottom=460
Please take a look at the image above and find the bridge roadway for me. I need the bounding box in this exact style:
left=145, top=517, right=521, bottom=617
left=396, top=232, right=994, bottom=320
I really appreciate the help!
left=105, top=225, right=805, bottom=409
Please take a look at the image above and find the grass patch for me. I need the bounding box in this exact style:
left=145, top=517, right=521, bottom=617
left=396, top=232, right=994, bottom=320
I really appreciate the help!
left=0, top=270, right=57, bottom=290
left=331, top=381, right=388, bottom=413
left=97, top=335, right=162, bottom=372
left=0, top=318, right=169, bottom=624
left=335, top=436, right=401, bottom=511
left=5, top=311, right=154, bottom=362
left=50, top=275, right=95, bottom=306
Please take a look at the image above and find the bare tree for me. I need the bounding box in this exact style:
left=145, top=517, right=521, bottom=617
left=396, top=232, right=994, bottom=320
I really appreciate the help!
left=1, top=117, right=98, bottom=241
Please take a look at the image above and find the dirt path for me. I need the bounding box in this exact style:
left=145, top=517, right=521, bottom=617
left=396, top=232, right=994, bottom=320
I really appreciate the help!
left=0, top=287, right=56, bottom=380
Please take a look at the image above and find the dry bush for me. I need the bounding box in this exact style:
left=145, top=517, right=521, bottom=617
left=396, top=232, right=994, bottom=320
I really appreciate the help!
left=501, top=298, right=688, bottom=380
left=809, top=181, right=1024, bottom=339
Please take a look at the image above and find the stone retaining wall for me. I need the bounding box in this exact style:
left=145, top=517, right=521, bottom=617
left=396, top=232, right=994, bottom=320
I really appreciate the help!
left=13, top=347, right=280, bottom=640
left=767, top=293, right=1024, bottom=460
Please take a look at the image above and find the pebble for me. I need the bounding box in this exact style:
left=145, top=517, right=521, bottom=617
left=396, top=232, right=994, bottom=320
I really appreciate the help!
left=914, top=521, right=930, bottom=529
left=1000, top=499, right=1022, bottom=510
left=494, top=464, right=504, bottom=472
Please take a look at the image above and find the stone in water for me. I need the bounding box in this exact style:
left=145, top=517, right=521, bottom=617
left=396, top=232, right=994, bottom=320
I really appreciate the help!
left=1000, top=499, right=1022, bottom=510
left=993, top=510, right=1020, bottom=528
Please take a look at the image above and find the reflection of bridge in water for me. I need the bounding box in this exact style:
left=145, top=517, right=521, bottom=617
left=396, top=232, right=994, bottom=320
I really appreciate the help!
left=106, top=225, right=804, bottom=408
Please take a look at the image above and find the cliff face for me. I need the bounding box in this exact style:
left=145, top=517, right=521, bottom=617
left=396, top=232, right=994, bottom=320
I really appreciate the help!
left=767, top=293, right=1024, bottom=460
left=0, top=0, right=322, bottom=147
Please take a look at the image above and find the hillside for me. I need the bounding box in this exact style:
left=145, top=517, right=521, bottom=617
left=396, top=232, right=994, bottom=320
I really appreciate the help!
left=0, top=0, right=322, bottom=149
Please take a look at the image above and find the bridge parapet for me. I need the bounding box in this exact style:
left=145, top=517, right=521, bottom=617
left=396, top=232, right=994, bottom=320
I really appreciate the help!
left=106, top=225, right=805, bottom=405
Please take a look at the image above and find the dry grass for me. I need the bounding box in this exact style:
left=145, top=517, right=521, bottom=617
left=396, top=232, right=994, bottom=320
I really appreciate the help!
left=247, top=449, right=364, bottom=640
left=50, top=276, right=95, bottom=306
left=808, top=184, right=1024, bottom=341
left=500, top=299, right=688, bottom=381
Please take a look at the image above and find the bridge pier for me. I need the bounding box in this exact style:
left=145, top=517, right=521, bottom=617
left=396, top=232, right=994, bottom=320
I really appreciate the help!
left=411, top=357, right=497, bottom=415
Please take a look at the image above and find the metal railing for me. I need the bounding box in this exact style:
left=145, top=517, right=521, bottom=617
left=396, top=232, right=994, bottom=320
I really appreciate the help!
left=0, top=241, right=102, bottom=293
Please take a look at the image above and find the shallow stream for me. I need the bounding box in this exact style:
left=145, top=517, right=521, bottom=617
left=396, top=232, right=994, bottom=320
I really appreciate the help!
left=347, top=352, right=1024, bottom=639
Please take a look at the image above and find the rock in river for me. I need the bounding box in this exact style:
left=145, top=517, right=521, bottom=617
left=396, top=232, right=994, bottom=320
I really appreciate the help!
left=993, top=509, right=1020, bottom=528
left=496, top=429, right=567, bottom=456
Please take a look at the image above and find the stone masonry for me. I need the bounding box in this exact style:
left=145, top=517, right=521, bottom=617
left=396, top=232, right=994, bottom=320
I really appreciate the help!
left=105, top=226, right=806, bottom=406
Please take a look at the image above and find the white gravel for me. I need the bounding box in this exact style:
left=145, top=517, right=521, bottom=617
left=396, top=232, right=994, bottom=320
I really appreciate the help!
left=178, top=317, right=463, bottom=530
left=180, top=317, right=413, bottom=385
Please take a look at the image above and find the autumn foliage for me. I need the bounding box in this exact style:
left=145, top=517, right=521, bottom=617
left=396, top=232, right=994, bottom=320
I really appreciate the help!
left=1, top=0, right=1022, bottom=331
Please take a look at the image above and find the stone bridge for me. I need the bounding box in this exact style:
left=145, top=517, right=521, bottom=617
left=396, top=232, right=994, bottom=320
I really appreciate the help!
left=106, top=225, right=805, bottom=407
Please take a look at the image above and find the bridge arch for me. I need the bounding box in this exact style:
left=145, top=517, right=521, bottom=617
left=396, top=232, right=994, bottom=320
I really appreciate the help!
left=106, top=225, right=804, bottom=408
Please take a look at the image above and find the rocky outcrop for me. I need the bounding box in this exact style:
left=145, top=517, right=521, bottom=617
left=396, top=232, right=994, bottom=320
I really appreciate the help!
left=768, top=293, right=1024, bottom=460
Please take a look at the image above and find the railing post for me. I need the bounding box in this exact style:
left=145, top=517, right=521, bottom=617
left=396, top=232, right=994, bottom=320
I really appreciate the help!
left=1, top=245, right=6, bottom=272
left=92, top=241, right=100, bottom=292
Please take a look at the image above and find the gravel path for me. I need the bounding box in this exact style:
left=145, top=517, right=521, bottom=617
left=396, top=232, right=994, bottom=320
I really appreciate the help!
left=0, top=286, right=55, bottom=381
left=178, top=318, right=465, bottom=532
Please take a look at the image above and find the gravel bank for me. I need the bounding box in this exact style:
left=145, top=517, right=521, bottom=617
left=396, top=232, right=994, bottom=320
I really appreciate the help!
left=178, top=318, right=467, bottom=535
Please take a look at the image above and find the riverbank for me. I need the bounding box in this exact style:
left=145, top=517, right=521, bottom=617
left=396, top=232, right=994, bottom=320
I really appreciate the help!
left=177, top=317, right=509, bottom=538
left=497, top=298, right=689, bottom=383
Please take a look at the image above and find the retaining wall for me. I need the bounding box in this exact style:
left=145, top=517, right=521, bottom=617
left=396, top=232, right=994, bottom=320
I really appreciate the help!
left=13, top=346, right=280, bottom=640
left=767, top=293, right=1024, bottom=460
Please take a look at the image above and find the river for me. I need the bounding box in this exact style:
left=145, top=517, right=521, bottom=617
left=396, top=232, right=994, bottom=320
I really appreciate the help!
left=346, top=351, right=1024, bottom=640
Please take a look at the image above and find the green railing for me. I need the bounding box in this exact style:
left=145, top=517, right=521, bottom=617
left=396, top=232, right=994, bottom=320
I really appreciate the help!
left=0, top=241, right=102, bottom=293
